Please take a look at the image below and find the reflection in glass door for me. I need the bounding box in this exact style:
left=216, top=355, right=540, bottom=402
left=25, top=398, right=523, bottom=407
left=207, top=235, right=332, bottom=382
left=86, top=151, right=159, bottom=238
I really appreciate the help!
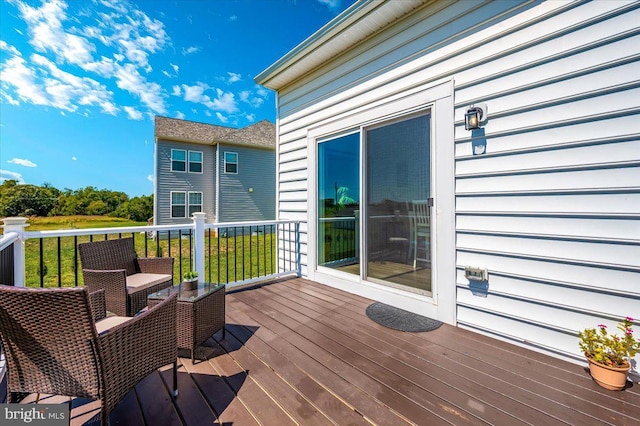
left=365, top=114, right=432, bottom=294
left=317, top=133, right=360, bottom=275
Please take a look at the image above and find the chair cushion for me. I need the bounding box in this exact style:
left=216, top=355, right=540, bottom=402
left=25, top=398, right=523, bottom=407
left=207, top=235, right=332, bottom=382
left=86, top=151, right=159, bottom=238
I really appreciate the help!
left=95, top=316, right=131, bottom=335
left=126, top=273, right=172, bottom=294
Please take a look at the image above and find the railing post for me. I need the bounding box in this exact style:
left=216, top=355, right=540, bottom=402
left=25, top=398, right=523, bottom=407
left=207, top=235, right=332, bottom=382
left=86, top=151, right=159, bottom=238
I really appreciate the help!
left=295, top=222, right=301, bottom=277
left=192, top=212, right=206, bottom=281
left=2, top=217, right=29, bottom=287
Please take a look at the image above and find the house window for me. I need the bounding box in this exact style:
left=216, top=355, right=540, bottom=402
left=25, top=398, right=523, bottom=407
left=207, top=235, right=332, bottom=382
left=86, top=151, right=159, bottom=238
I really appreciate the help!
left=171, top=192, right=186, bottom=218
left=224, top=152, right=238, bottom=174
left=189, top=151, right=203, bottom=173
left=171, top=149, right=186, bottom=172
left=188, top=192, right=202, bottom=216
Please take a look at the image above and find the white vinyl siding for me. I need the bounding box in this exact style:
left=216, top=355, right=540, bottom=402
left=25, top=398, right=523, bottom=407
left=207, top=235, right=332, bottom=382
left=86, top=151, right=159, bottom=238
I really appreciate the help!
left=157, top=140, right=216, bottom=225
left=266, top=0, right=640, bottom=367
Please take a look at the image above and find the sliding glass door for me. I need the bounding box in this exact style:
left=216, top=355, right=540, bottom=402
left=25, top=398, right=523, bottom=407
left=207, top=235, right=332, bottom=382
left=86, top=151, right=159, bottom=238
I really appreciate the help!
left=317, top=133, right=360, bottom=275
left=316, top=113, right=432, bottom=294
left=364, top=114, right=431, bottom=294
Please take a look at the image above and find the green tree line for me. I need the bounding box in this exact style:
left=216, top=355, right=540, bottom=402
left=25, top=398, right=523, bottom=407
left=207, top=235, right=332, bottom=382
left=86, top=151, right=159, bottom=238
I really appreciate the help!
left=0, top=180, right=153, bottom=221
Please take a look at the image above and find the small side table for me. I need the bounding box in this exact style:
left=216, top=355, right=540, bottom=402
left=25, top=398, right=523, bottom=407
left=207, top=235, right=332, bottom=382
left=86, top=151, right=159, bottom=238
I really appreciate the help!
left=148, top=282, right=225, bottom=362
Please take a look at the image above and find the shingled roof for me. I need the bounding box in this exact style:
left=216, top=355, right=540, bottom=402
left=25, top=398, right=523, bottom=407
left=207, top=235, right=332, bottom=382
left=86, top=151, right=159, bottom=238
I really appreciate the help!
left=154, top=116, right=275, bottom=148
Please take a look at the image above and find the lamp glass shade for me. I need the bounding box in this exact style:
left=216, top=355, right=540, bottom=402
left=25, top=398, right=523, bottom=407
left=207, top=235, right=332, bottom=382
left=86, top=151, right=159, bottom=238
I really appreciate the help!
left=465, top=109, right=480, bottom=130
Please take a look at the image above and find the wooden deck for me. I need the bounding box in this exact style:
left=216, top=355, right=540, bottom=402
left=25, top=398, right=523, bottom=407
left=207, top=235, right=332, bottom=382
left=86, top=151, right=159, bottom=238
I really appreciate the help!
left=3, top=277, right=640, bottom=425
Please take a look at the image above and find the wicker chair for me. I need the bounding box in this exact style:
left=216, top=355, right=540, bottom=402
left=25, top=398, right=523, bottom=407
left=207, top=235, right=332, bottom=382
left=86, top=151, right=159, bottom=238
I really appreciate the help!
left=79, top=237, right=174, bottom=316
left=0, top=285, right=178, bottom=425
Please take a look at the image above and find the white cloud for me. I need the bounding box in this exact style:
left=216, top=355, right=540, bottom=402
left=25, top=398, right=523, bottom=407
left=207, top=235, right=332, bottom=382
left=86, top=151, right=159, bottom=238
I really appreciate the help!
left=8, top=158, right=37, bottom=167
left=124, top=106, right=143, bottom=120
left=227, top=72, right=241, bottom=83
left=245, top=113, right=255, bottom=122
left=255, top=86, right=269, bottom=97
left=171, top=85, right=181, bottom=96
left=181, top=46, right=200, bottom=55
left=1, top=55, right=50, bottom=106
left=0, top=40, right=20, bottom=56
left=0, top=169, right=25, bottom=184
left=239, top=89, right=265, bottom=108
left=175, top=111, right=185, bottom=119
left=317, top=0, right=340, bottom=10
left=30, top=54, right=118, bottom=114
left=15, top=0, right=96, bottom=66
left=71, top=156, right=77, bottom=160
left=229, top=15, right=238, bottom=21
left=115, top=64, right=166, bottom=114
left=182, top=82, right=208, bottom=102
left=2, top=0, right=171, bottom=119
left=170, top=63, right=179, bottom=73
left=147, top=174, right=154, bottom=183
left=179, top=83, right=238, bottom=114
left=209, top=89, right=237, bottom=113
left=216, top=112, right=228, bottom=123
left=1, top=92, right=20, bottom=105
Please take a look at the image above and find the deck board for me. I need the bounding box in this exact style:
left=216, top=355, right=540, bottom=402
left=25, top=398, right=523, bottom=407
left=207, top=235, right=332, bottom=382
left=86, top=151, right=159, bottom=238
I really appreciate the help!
left=3, top=277, right=639, bottom=425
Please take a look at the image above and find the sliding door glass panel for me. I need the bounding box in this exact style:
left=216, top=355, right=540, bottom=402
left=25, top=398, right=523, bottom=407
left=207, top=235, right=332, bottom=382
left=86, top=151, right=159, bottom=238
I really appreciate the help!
left=365, top=114, right=431, bottom=293
left=317, top=133, right=360, bottom=274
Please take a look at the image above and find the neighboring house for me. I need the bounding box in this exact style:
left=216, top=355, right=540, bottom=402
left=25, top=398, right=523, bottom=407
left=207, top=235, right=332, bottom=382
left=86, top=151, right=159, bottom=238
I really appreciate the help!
left=256, top=0, right=640, bottom=371
left=154, top=116, right=276, bottom=225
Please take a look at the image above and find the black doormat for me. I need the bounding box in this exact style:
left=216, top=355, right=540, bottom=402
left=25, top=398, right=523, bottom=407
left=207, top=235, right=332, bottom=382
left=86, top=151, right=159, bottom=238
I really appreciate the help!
left=365, top=302, right=442, bottom=332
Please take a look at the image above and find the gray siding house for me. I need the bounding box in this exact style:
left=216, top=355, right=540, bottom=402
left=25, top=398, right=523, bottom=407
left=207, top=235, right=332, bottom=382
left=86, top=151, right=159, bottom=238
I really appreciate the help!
left=154, top=116, right=276, bottom=225
left=256, top=0, right=640, bottom=375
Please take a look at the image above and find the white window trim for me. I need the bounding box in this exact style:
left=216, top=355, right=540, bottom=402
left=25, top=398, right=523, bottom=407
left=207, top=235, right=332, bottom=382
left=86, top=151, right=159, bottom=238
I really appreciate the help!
left=224, top=151, right=238, bottom=174
left=188, top=150, right=203, bottom=174
left=171, top=149, right=187, bottom=173
left=170, top=191, right=187, bottom=218
left=306, top=79, right=456, bottom=325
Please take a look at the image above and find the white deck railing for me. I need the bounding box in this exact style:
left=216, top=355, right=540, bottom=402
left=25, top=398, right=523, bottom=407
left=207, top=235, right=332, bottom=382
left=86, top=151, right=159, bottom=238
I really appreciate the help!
left=1, top=213, right=301, bottom=289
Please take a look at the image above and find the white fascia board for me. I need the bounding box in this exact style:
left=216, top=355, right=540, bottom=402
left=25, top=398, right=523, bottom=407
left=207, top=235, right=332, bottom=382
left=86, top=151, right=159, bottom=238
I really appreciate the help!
left=255, top=0, right=427, bottom=90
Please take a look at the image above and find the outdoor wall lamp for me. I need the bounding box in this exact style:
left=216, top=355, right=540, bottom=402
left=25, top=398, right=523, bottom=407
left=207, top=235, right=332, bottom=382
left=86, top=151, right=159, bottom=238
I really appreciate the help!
left=464, top=103, right=488, bottom=130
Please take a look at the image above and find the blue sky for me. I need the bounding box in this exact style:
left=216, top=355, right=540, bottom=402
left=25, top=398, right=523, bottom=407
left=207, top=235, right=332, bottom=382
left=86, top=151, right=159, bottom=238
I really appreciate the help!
left=0, top=0, right=356, bottom=197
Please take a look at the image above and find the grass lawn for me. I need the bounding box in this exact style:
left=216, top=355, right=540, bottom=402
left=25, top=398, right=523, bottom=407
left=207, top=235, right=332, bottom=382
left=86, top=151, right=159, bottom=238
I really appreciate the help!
left=20, top=216, right=277, bottom=288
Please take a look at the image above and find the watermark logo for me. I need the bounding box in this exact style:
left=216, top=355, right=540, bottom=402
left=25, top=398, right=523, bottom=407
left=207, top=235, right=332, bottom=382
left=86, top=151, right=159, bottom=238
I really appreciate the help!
left=0, top=405, right=68, bottom=425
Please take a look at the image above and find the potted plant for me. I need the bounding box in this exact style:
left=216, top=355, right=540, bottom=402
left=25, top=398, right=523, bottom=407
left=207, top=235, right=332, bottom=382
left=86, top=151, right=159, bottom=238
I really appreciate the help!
left=578, top=317, right=639, bottom=390
left=182, top=271, right=199, bottom=291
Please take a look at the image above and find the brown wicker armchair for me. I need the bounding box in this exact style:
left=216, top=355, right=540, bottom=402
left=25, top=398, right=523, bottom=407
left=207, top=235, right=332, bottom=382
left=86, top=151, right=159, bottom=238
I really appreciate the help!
left=79, top=237, right=174, bottom=316
left=0, top=285, right=178, bottom=425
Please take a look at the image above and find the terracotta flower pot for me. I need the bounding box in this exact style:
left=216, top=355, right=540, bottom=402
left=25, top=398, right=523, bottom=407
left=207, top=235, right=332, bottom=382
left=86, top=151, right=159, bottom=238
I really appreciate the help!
left=586, top=357, right=630, bottom=391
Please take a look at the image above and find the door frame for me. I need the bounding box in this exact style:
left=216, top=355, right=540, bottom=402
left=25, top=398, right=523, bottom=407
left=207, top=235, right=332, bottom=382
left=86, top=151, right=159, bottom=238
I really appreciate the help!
left=306, top=79, right=456, bottom=324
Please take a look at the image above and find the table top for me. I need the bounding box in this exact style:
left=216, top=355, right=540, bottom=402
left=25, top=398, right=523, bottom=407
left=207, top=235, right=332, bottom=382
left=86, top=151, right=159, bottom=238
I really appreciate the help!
left=148, top=282, right=225, bottom=303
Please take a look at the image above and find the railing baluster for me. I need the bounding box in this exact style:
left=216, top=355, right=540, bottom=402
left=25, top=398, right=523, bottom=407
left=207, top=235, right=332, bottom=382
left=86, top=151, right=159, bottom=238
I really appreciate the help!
left=178, top=230, right=183, bottom=280
left=57, top=237, right=62, bottom=287
left=217, top=228, right=221, bottom=284
left=39, top=238, right=44, bottom=288
left=242, top=226, right=246, bottom=280
left=225, top=229, right=229, bottom=284
left=74, top=235, right=78, bottom=286
left=207, top=229, right=211, bottom=282
left=189, top=229, right=192, bottom=271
